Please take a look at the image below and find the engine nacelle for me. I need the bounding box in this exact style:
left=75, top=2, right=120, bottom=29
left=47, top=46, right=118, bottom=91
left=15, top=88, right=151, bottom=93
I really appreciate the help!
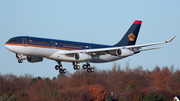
left=116, top=49, right=134, bottom=56
left=74, top=53, right=92, bottom=61
left=16, top=53, right=27, bottom=60
left=27, top=56, right=43, bottom=63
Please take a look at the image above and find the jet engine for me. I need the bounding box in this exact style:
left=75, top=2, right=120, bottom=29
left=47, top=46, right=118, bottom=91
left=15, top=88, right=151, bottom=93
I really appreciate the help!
left=27, top=56, right=43, bottom=63
left=116, top=48, right=134, bottom=56
left=74, top=53, right=92, bottom=61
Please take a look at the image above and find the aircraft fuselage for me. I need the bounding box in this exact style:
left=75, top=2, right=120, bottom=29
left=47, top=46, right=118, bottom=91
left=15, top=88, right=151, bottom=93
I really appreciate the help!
left=5, top=36, right=123, bottom=63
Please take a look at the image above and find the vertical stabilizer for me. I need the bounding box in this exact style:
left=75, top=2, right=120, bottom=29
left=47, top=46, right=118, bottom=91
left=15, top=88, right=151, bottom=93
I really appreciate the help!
left=114, top=20, right=142, bottom=46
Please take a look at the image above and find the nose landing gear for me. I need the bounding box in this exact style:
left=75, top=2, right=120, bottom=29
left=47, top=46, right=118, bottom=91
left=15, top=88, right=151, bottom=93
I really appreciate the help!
left=16, top=53, right=26, bottom=63
left=18, top=59, right=23, bottom=63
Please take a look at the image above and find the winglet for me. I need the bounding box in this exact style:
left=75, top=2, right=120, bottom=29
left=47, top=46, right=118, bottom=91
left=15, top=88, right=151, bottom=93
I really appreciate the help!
left=165, top=36, right=176, bottom=43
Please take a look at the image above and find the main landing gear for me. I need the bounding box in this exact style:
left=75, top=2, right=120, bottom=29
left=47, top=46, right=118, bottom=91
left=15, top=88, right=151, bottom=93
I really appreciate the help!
left=55, top=61, right=94, bottom=74
left=73, top=62, right=94, bottom=73
left=73, top=62, right=80, bottom=70
left=82, top=63, right=94, bottom=73
left=55, top=61, right=67, bottom=74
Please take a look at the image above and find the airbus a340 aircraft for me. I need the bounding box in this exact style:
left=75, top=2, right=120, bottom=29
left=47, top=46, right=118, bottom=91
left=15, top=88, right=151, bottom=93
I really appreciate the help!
left=5, top=20, right=175, bottom=74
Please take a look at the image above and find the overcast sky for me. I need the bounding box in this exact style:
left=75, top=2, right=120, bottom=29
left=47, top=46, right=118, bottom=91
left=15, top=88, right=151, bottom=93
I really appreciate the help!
left=0, top=1, right=179, bottom=78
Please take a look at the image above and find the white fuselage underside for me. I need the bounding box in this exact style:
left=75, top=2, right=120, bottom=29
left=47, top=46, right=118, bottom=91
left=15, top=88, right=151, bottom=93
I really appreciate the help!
left=5, top=45, right=127, bottom=63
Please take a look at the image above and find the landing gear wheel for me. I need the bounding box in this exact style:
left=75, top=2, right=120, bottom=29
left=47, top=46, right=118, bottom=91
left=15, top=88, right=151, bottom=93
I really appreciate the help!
left=63, top=69, right=67, bottom=73
left=59, top=69, right=63, bottom=74
left=18, top=59, right=23, bottom=63
left=87, top=64, right=90, bottom=69
left=76, top=65, right=80, bottom=70
left=84, top=63, right=94, bottom=73
left=83, top=64, right=87, bottom=69
left=55, top=65, right=59, bottom=70
left=56, top=61, right=67, bottom=74
left=87, top=68, right=91, bottom=73
left=59, top=68, right=67, bottom=74
left=59, top=65, right=63, bottom=69
left=91, top=67, right=94, bottom=73
left=72, top=62, right=80, bottom=70
left=73, top=65, right=80, bottom=70
left=73, top=65, right=77, bottom=70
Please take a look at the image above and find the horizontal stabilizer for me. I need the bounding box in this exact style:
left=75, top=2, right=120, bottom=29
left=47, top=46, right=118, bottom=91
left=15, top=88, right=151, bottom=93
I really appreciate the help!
left=134, top=47, right=163, bottom=52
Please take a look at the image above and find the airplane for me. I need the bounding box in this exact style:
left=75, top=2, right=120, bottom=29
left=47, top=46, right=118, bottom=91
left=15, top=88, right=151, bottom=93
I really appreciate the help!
left=5, top=20, right=175, bottom=74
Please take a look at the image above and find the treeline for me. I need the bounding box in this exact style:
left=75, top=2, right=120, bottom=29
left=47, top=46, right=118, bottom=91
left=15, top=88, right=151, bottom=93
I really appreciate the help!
left=0, top=64, right=179, bottom=101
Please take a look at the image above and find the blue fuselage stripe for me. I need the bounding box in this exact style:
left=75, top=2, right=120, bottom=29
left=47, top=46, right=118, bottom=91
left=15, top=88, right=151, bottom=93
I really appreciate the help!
left=5, top=36, right=114, bottom=50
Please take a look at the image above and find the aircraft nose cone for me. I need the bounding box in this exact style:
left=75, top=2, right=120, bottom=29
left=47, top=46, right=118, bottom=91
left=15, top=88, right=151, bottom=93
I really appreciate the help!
left=4, top=42, right=9, bottom=49
left=5, top=42, right=8, bottom=49
left=5, top=42, right=13, bottom=51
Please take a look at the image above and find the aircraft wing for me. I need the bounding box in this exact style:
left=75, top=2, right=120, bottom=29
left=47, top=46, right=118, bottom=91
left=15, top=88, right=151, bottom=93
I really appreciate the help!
left=125, top=36, right=176, bottom=49
left=58, top=36, right=175, bottom=55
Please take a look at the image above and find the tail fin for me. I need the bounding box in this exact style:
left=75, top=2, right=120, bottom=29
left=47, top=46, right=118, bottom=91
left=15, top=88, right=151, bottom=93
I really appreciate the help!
left=114, top=20, right=142, bottom=46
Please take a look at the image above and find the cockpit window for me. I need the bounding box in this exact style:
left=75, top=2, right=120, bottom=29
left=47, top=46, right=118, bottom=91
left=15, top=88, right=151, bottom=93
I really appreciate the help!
left=9, top=39, right=16, bottom=42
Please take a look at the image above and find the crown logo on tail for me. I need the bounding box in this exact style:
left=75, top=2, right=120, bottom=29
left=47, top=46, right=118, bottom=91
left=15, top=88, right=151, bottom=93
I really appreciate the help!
left=128, top=33, right=136, bottom=41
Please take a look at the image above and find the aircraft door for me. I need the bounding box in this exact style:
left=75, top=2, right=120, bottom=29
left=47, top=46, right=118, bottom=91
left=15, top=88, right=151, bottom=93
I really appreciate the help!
left=89, top=46, right=92, bottom=49
left=51, top=41, right=56, bottom=49
left=22, top=38, right=28, bottom=46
